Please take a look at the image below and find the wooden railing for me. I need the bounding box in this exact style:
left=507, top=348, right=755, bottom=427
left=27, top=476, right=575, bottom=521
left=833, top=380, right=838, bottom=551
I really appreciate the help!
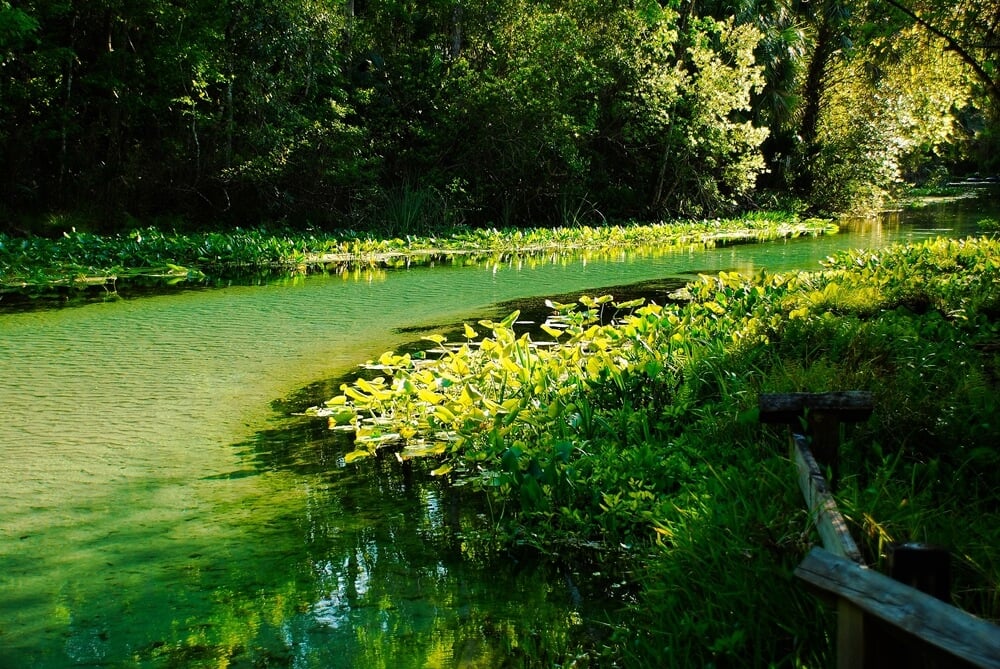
left=760, top=392, right=1000, bottom=668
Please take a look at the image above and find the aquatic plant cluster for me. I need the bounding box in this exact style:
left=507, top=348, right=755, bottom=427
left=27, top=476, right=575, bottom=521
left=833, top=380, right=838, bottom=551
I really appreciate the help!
left=317, top=237, right=1000, bottom=665
left=0, top=214, right=833, bottom=292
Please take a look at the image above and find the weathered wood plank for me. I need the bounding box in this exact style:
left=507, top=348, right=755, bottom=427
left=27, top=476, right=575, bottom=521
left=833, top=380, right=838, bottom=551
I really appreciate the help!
left=793, top=433, right=864, bottom=564
left=759, top=391, right=874, bottom=424
left=796, top=548, right=1000, bottom=669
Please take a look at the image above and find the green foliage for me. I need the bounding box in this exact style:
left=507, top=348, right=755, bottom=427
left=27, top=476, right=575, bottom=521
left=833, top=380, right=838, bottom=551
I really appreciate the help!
left=0, top=0, right=779, bottom=228
left=807, top=27, right=974, bottom=213
left=320, top=236, right=1000, bottom=665
left=0, top=0, right=996, bottom=233
left=622, top=15, right=769, bottom=217
left=0, top=213, right=831, bottom=292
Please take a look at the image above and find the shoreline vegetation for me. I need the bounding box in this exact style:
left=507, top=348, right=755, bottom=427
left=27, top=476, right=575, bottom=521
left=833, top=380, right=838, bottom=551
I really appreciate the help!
left=310, top=234, right=1000, bottom=665
left=0, top=212, right=835, bottom=297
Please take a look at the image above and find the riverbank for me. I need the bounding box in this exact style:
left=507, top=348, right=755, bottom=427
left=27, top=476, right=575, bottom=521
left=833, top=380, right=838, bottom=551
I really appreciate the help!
left=0, top=213, right=835, bottom=299
left=321, top=235, right=1000, bottom=665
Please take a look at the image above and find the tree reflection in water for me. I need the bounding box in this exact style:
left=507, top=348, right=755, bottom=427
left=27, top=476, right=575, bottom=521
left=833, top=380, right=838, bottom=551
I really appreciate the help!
left=135, top=387, right=605, bottom=668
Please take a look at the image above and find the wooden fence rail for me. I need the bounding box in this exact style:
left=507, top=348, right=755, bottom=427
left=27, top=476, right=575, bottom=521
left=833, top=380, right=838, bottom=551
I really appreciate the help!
left=759, top=392, right=1000, bottom=669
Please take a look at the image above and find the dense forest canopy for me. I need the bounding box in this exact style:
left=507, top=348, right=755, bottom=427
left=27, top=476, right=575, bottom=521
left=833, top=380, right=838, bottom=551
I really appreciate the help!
left=0, top=0, right=996, bottom=231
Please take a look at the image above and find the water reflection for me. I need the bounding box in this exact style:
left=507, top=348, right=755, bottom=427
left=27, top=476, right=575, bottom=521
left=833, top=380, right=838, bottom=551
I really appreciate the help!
left=155, top=408, right=608, bottom=668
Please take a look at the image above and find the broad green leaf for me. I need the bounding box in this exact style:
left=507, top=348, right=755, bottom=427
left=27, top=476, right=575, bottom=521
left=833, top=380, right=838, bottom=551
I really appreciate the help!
left=343, top=386, right=370, bottom=402
left=344, top=449, right=371, bottom=463
left=327, top=410, right=356, bottom=426
left=499, top=310, right=521, bottom=329
left=540, top=324, right=564, bottom=339
left=417, top=388, right=444, bottom=404
left=545, top=299, right=575, bottom=312
left=433, top=406, right=456, bottom=423
left=430, top=464, right=453, bottom=477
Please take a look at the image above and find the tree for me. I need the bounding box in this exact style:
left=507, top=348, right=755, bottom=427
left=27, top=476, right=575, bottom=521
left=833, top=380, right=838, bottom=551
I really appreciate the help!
left=807, top=25, right=973, bottom=211
left=875, top=0, right=1000, bottom=171
left=622, top=11, right=769, bottom=217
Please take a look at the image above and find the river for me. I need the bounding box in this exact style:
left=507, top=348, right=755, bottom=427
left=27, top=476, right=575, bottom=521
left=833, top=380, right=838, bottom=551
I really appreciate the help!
left=0, top=197, right=995, bottom=667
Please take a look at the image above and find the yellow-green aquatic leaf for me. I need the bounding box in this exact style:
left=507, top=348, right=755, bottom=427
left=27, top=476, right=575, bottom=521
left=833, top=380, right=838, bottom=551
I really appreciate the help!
left=613, top=298, right=645, bottom=309
left=637, top=304, right=663, bottom=316
left=501, top=358, right=522, bottom=375
left=500, top=398, right=522, bottom=413
left=325, top=395, right=348, bottom=406
left=344, top=449, right=371, bottom=463
left=540, top=324, right=564, bottom=339
left=327, top=410, right=356, bottom=426
left=464, top=323, right=478, bottom=339
left=499, top=310, right=521, bottom=329
left=434, top=406, right=456, bottom=423
left=452, top=357, right=470, bottom=375
left=343, top=386, right=370, bottom=402
left=544, top=299, right=575, bottom=312
left=401, top=441, right=447, bottom=458
left=430, top=464, right=453, bottom=477
left=417, top=388, right=444, bottom=404
left=466, top=407, right=488, bottom=423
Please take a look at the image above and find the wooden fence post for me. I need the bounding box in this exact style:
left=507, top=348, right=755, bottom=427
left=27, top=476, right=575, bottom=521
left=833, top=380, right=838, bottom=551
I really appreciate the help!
left=761, top=391, right=1000, bottom=669
left=759, top=391, right=873, bottom=488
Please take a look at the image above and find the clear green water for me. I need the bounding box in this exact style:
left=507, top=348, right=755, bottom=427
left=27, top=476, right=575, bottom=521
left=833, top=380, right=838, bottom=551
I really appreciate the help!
left=0, top=199, right=994, bottom=667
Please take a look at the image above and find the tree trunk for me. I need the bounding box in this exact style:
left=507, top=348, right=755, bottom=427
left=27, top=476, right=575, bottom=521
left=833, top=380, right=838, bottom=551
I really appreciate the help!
left=794, top=13, right=837, bottom=196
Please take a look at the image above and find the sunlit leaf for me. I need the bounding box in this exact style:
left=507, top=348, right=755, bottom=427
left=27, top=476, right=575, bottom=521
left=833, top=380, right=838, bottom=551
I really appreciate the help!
left=430, top=464, right=453, bottom=477
left=327, top=410, right=356, bottom=426
left=499, top=310, right=521, bottom=329
left=401, top=441, right=447, bottom=458
left=544, top=299, right=575, bottom=312
left=417, top=388, right=444, bottom=404
left=540, top=324, right=565, bottom=339
left=433, top=406, right=456, bottom=423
